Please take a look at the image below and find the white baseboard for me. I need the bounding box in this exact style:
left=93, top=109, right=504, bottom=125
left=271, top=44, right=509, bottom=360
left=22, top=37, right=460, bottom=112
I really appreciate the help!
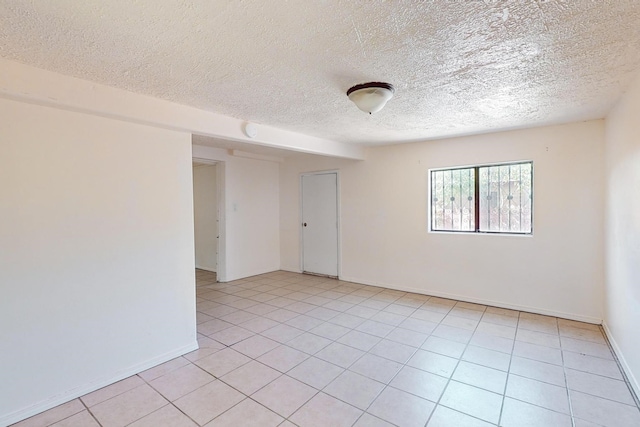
left=1, top=341, right=198, bottom=427
left=602, top=322, right=640, bottom=402
left=339, top=275, right=602, bottom=325
left=195, top=265, right=217, bottom=273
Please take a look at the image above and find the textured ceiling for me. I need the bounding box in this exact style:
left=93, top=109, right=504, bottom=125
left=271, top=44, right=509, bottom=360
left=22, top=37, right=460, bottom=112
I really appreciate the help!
left=1, top=0, right=640, bottom=145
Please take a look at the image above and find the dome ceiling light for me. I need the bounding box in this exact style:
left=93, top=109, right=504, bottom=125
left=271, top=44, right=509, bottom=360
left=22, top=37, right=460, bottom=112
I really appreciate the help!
left=346, top=82, right=395, bottom=114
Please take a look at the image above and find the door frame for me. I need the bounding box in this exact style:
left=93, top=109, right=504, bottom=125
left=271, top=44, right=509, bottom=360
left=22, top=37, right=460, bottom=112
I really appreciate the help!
left=299, top=170, right=341, bottom=278
left=193, top=157, right=226, bottom=282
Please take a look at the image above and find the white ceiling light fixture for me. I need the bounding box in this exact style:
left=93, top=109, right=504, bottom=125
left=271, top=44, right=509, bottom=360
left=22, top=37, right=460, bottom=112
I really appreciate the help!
left=347, top=82, right=395, bottom=114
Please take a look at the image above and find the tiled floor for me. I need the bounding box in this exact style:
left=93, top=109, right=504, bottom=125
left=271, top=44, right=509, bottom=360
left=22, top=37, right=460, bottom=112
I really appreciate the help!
left=14, top=270, right=640, bottom=427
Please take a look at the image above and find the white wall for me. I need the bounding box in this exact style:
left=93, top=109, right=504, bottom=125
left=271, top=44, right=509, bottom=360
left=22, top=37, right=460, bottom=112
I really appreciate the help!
left=0, top=99, right=197, bottom=425
left=193, top=145, right=280, bottom=281
left=604, top=71, right=640, bottom=396
left=281, top=121, right=605, bottom=322
left=193, top=164, right=218, bottom=272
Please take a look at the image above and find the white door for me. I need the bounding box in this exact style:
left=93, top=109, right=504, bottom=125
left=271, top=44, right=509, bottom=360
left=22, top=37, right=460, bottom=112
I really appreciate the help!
left=301, top=172, right=338, bottom=277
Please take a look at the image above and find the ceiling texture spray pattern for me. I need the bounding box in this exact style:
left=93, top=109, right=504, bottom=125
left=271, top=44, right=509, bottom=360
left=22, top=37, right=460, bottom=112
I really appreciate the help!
left=1, top=0, right=639, bottom=145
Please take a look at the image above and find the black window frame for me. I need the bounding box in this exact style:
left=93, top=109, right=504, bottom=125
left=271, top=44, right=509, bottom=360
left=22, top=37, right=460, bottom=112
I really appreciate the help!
left=429, top=161, right=534, bottom=235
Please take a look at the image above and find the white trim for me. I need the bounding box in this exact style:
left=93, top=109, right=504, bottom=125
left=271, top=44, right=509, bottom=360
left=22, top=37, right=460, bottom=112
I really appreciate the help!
left=195, top=265, right=217, bottom=273
left=1, top=342, right=198, bottom=427
left=339, top=275, right=602, bottom=325
left=602, top=322, right=640, bottom=401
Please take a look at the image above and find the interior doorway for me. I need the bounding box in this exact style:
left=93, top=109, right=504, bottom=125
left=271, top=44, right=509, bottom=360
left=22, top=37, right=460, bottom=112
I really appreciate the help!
left=193, top=161, right=221, bottom=282
left=301, top=171, right=339, bottom=277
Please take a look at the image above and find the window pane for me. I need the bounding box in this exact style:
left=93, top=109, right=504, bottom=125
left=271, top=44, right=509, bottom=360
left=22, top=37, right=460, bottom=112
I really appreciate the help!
left=430, top=167, right=474, bottom=232
left=478, top=162, right=532, bottom=233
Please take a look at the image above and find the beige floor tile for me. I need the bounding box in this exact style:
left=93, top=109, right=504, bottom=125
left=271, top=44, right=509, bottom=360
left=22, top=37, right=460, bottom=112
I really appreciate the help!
left=370, top=311, right=407, bottom=326
left=220, top=360, right=281, bottom=395
left=441, top=314, right=480, bottom=331
left=411, top=309, right=446, bottom=323
left=369, top=339, right=416, bottom=363
left=128, top=405, right=197, bottom=427
left=518, top=317, right=559, bottom=335
left=561, top=337, right=613, bottom=359
left=290, top=392, right=363, bottom=427
left=13, top=401, right=85, bottom=427
left=149, top=364, right=215, bottom=401
left=500, top=397, right=571, bottom=427
left=91, top=384, right=168, bottom=427
left=512, top=341, right=562, bottom=365
left=204, top=398, right=283, bottom=426
left=288, top=357, right=344, bottom=389
left=324, top=371, right=385, bottom=410
left=557, top=318, right=601, bottom=332
left=81, top=375, right=146, bottom=407
left=368, top=386, right=435, bottom=427
left=559, top=325, right=606, bottom=344
left=49, top=410, right=100, bottom=427
left=480, top=312, right=519, bottom=328
left=475, top=321, right=516, bottom=339
left=287, top=332, right=333, bottom=354
left=337, top=330, right=382, bottom=351
left=263, top=308, right=300, bottom=323
left=252, top=375, right=317, bottom=417
left=469, top=332, right=514, bottom=354
left=245, top=303, right=279, bottom=316
left=209, top=325, right=255, bottom=346
left=238, top=316, right=279, bottom=333
left=197, top=319, right=235, bottom=336
left=355, top=319, right=397, bottom=337
left=306, top=306, right=341, bottom=321
left=384, top=327, right=428, bottom=348
left=399, top=318, right=439, bottom=335
left=505, top=374, right=570, bottom=414
left=193, top=348, right=251, bottom=377
left=230, top=334, right=279, bottom=358
left=389, top=366, right=448, bottom=402
left=562, top=351, right=623, bottom=379
left=256, top=344, right=309, bottom=372
left=286, top=314, right=324, bottom=331
left=453, top=361, right=507, bottom=394
left=330, top=312, right=367, bottom=328
left=421, top=336, right=466, bottom=359
left=516, top=329, right=561, bottom=348
left=427, top=405, right=494, bottom=427
left=261, top=323, right=305, bottom=343
left=565, top=368, right=636, bottom=405
left=432, top=324, right=474, bottom=343
left=439, top=381, right=502, bottom=424
left=350, top=353, right=403, bottom=384
left=184, top=338, right=225, bottom=362
left=406, top=350, right=458, bottom=378
left=309, top=322, right=351, bottom=340
left=353, top=413, right=395, bottom=427
left=173, top=381, right=244, bottom=426
left=509, top=356, right=566, bottom=386
left=569, top=390, right=640, bottom=427
left=219, top=310, right=258, bottom=325
left=315, top=342, right=365, bottom=368
left=384, top=303, right=417, bottom=317
left=462, top=345, right=511, bottom=371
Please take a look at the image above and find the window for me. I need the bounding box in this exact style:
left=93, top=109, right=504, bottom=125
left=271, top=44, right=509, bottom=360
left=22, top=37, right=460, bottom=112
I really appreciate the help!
left=430, top=161, right=533, bottom=234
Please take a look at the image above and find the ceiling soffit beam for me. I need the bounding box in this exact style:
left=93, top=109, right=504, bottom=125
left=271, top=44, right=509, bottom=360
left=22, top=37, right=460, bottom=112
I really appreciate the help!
left=0, top=58, right=365, bottom=160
